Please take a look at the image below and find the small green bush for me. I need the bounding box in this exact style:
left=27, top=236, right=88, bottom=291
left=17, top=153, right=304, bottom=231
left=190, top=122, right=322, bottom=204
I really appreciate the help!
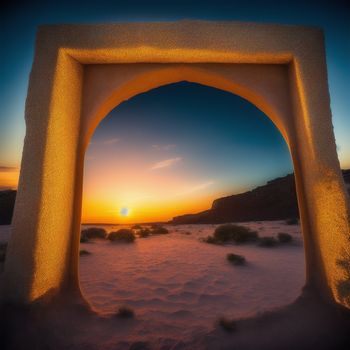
left=258, top=236, right=278, bottom=247
left=139, top=228, right=151, bottom=238
left=0, top=243, right=7, bottom=262
left=81, top=227, right=107, bottom=240
left=202, top=224, right=258, bottom=244
left=218, top=317, right=236, bottom=332
left=227, top=253, right=246, bottom=266
left=285, top=218, right=299, bottom=225
left=116, top=306, right=135, bottom=318
left=108, top=229, right=135, bottom=243
left=278, top=232, right=293, bottom=243
left=151, top=225, right=169, bottom=234
left=79, top=249, right=91, bottom=256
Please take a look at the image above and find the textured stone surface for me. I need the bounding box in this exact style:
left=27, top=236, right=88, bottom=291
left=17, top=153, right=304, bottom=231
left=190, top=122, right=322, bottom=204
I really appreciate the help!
left=1, top=21, right=349, bottom=309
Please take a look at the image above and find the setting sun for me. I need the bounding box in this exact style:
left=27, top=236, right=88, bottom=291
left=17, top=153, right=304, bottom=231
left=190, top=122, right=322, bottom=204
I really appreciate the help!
left=119, top=207, right=130, bottom=217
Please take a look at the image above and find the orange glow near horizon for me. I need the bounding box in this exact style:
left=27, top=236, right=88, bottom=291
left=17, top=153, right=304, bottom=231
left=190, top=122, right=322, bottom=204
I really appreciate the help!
left=81, top=193, right=215, bottom=224
left=0, top=167, right=19, bottom=190
left=81, top=154, right=220, bottom=223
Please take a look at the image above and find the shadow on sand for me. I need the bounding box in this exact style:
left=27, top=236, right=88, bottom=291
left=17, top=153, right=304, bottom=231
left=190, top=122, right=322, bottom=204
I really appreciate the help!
left=0, top=287, right=349, bottom=350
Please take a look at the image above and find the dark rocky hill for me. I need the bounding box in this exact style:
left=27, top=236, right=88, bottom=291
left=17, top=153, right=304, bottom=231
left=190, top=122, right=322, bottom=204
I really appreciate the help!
left=171, top=170, right=350, bottom=225
left=0, top=190, right=16, bottom=225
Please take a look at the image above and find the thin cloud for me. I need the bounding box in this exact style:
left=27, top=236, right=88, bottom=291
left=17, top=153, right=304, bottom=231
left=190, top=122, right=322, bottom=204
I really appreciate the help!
left=150, top=157, right=182, bottom=170
left=152, top=144, right=176, bottom=151
left=88, top=138, right=120, bottom=146
left=103, top=138, right=120, bottom=145
left=176, top=181, right=215, bottom=196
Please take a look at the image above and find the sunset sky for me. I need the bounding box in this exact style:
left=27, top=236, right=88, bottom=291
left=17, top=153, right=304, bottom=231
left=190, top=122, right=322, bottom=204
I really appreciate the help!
left=0, top=0, right=349, bottom=223
left=82, top=83, right=290, bottom=223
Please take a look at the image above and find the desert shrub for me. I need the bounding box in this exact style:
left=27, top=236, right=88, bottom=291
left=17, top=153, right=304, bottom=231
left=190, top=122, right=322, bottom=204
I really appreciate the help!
left=150, top=225, right=169, bottom=234
left=278, top=232, right=293, bottom=243
left=116, top=306, right=135, bottom=318
left=285, top=218, right=298, bottom=225
left=108, top=229, right=135, bottom=243
left=131, top=224, right=142, bottom=230
left=80, top=235, right=89, bottom=243
left=202, top=235, right=220, bottom=244
left=178, top=230, right=191, bottom=235
left=218, top=317, right=237, bottom=332
left=258, top=236, right=278, bottom=247
left=139, top=228, right=151, bottom=238
left=81, top=227, right=107, bottom=240
left=79, top=249, right=91, bottom=256
left=227, top=253, right=246, bottom=266
left=129, top=342, right=151, bottom=350
left=0, top=243, right=7, bottom=262
left=213, top=224, right=258, bottom=244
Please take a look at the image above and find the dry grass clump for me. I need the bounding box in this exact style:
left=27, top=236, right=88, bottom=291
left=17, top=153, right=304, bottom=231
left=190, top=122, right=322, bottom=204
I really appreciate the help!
left=203, top=224, right=258, bottom=244
left=81, top=227, right=107, bottom=242
left=108, top=229, right=135, bottom=243
left=150, top=224, right=169, bottom=235
left=0, top=242, right=7, bottom=262
left=277, top=232, right=293, bottom=243
left=79, top=249, right=91, bottom=256
left=115, top=306, right=135, bottom=318
left=202, top=235, right=218, bottom=244
left=226, top=253, right=246, bottom=266
left=285, top=218, right=299, bottom=225
left=129, top=342, right=151, bottom=350
left=218, top=317, right=237, bottom=332
left=258, top=236, right=278, bottom=247
left=80, top=235, right=89, bottom=243
left=138, top=228, right=151, bottom=238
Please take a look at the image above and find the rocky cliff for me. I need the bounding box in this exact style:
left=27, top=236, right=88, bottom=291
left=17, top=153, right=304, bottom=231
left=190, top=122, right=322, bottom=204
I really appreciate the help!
left=171, top=170, right=350, bottom=224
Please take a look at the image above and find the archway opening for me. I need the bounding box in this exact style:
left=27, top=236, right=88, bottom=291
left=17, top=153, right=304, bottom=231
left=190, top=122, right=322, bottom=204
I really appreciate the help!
left=78, top=81, right=305, bottom=338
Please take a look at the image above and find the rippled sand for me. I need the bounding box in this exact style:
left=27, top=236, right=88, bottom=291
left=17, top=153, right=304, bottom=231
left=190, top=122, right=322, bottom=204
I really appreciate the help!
left=79, top=222, right=305, bottom=343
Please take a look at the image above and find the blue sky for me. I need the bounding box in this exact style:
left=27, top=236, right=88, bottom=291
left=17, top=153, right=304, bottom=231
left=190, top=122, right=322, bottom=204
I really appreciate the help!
left=0, top=1, right=349, bottom=209
left=88, top=82, right=291, bottom=192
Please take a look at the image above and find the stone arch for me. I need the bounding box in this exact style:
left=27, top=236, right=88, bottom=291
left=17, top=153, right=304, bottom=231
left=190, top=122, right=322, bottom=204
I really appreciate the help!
left=1, top=21, right=349, bottom=310
left=81, top=64, right=292, bottom=147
